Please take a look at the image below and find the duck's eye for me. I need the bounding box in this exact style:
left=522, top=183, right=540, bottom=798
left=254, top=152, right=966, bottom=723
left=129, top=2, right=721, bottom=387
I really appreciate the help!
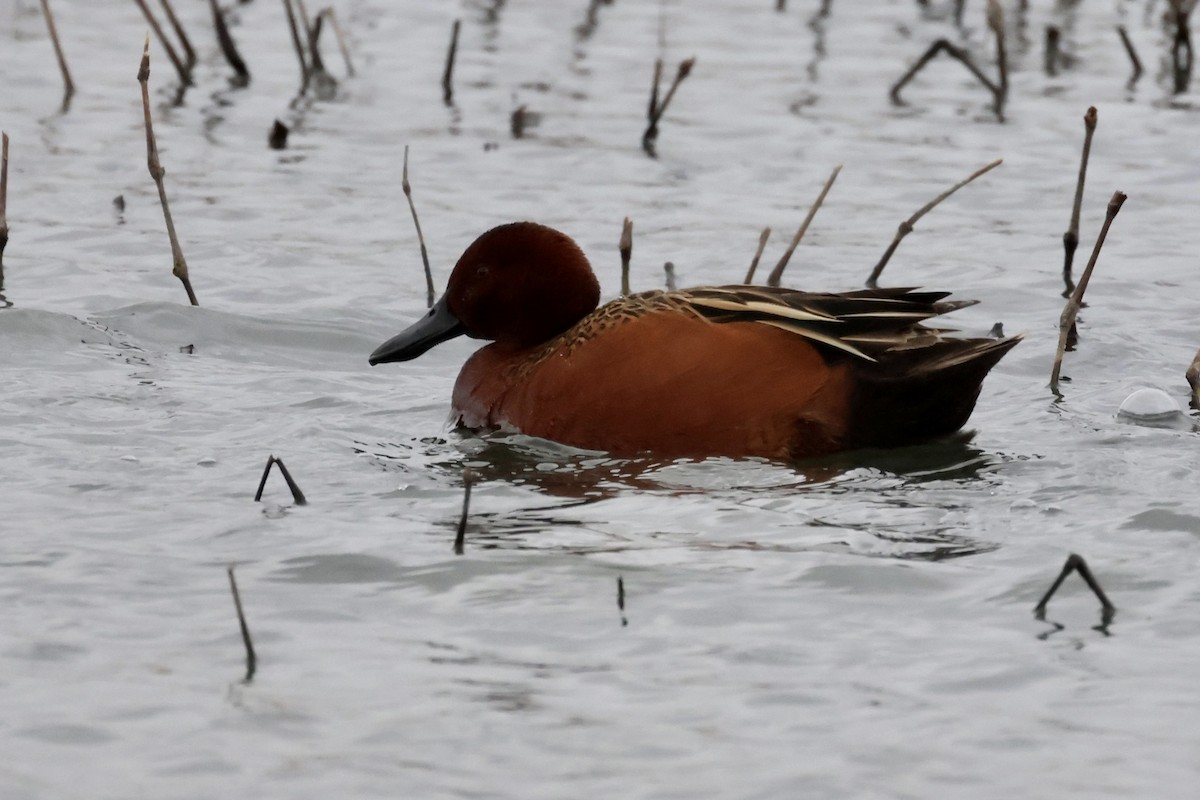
left=476, top=265, right=490, bottom=278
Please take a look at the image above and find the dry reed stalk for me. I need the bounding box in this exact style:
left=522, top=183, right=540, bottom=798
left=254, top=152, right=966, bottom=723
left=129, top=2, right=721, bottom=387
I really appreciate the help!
left=1062, top=106, right=1097, bottom=298
left=209, top=0, right=250, bottom=84
left=642, top=57, right=695, bottom=156
left=743, top=227, right=771, bottom=283
left=253, top=454, right=308, bottom=504
left=664, top=261, right=676, bottom=291
left=987, top=0, right=1007, bottom=117
left=1116, top=26, right=1143, bottom=84
left=39, top=0, right=75, bottom=108
left=866, top=158, right=1003, bottom=288
left=226, top=566, right=257, bottom=682
left=133, top=0, right=192, bottom=86
left=0, top=132, right=8, bottom=283
left=1033, top=553, right=1116, bottom=625
left=889, top=40, right=1002, bottom=115
left=1170, top=0, right=1195, bottom=93
left=281, top=0, right=311, bottom=92
left=443, top=19, right=461, bottom=106
left=1044, top=26, right=1060, bottom=75
left=766, top=165, right=842, bottom=287
left=454, top=469, right=475, bottom=556
left=617, top=576, right=627, bottom=627
left=619, top=218, right=633, bottom=296
left=139, top=37, right=199, bottom=306
left=268, top=119, right=289, bottom=149
left=157, top=0, right=196, bottom=69
left=402, top=146, right=435, bottom=308
left=1050, top=191, right=1126, bottom=394
left=320, top=7, right=356, bottom=76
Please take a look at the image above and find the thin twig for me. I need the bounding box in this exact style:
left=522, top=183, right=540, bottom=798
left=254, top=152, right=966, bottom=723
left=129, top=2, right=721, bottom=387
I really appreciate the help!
left=890, top=39, right=1002, bottom=114
left=297, top=0, right=329, bottom=79
left=1186, top=348, right=1200, bottom=410
left=743, top=227, right=771, bottom=283
left=39, top=0, right=75, bottom=109
left=1062, top=106, right=1097, bottom=298
left=454, top=469, right=475, bottom=556
left=402, top=146, right=435, bottom=308
left=766, top=165, right=842, bottom=287
left=139, top=37, right=199, bottom=306
left=646, top=58, right=663, bottom=126
left=253, top=454, right=308, bottom=505
left=617, top=576, right=627, bottom=627
left=619, top=217, right=633, bottom=296
left=866, top=158, right=1003, bottom=288
left=1033, top=553, right=1116, bottom=626
left=321, top=7, right=356, bottom=76
left=281, top=0, right=311, bottom=93
left=209, top=0, right=250, bottom=85
left=1050, top=191, right=1126, bottom=394
left=442, top=19, right=461, bottom=106
left=642, top=58, right=695, bottom=156
left=0, top=132, right=8, bottom=284
left=133, top=0, right=192, bottom=86
left=987, top=0, right=1007, bottom=117
left=1116, top=26, right=1143, bottom=84
left=157, top=0, right=196, bottom=70
left=227, top=566, right=257, bottom=683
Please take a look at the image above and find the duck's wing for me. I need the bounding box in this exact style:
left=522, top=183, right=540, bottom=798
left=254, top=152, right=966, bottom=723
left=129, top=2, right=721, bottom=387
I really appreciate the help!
left=680, top=285, right=986, bottom=362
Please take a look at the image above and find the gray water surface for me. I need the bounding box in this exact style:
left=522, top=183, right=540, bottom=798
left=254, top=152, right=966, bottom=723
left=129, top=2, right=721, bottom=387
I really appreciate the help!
left=2, top=1, right=1199, bottom=797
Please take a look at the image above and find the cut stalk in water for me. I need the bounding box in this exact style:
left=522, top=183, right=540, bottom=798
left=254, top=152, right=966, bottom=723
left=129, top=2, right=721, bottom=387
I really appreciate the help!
left=1170, top=1, right=1195, bottom=94
left=1062, top=107, right=1097, bottom=298
left=139, top=37, right=199, bottom=306
left=1033, top=553, right=1116, bottom=626
left=619, top=218, right=633, bottom=296
left=642, top=57, right=695, bottom=157
left=133, top=0, right=192, bottom=86
left=987, top=0, right=1007, bottom=117
left=157, top=0, right=196, bottom=70
left=442, top=19, right=461, bottom=106
left=743, top=227, right=771, bottom=284
left=766, top=165, right=841, bottom=288
left=866, top=158, right=1003, bottom=288
left=1050, top=191, right=1126, bottom=395
left=253, top=454, right=308, bottom=505
left=402, top=146, right=435, bottom=309
left=39, top=0, right=75, bottom=109
left=227, top=566, right=257, bottom=683
left=1117, top=26, right=1143, bottom=85
left=0, top=132, right=8, bottom=285
left=617, top=576, right=627, bottom=627
left=281, top=0, right=311, bottom=93
left=1044, top=26, right=1060, bottom=76
left=890, top=40, right=1002, bottom=116
left=209, top=0, right=250, bottom=85
left=664, top=261, right=676, bottom=291
left=454, top=469, right=475, bottom=556
left=320, top=7, right=356, bottom=76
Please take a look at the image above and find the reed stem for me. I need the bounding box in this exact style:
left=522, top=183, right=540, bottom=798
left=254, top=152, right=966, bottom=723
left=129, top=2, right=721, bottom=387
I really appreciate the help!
left=402, top=146, right=435, bottom=308
left=39, top=0, right=75, bottom=109
left=766, top=165, right=841, bottom=287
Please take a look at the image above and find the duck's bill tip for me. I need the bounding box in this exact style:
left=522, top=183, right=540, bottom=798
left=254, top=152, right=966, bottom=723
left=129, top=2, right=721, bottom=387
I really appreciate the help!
left=369, top=297, right=466, bottom=365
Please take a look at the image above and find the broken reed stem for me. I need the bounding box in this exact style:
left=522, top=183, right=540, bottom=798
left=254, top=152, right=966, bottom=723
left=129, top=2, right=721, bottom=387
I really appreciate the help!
left=320, top=7, right=356, bottom=76
left=281, top=0, right=311, bottom=93
left=157, top=0, right=196, bottom=69
left=1116, top=26, right=1143, bottom=83
left=987, top=0, right=1008, bottom=116
left=0, top=132, right=8, bottom=282
left=454, top=469, right=475, bottom=556
left=297, top=0, right=330, bottom=80
left=1044, top=26, right=1060, bottom=76
left=663, top=261, right=676, bottom=291
left=402, top=146, right=435, bottom=309
left=866, top=158, right=1003, bottom=288
left=39, top=0, right=75, bottom=108
left=619, top=217, right=633, bottom=296
left=139, top=38, right=199, bottom=306
left=1050, top=191, right=1126, bottom=394
left=647, top=58, right=663, bottom=125
left=1171, top=3, right=1195, bottom=94
left=226, top=566, right=258, bottom=683
left=1186, top=348, right=1200, bottom=410
left=133, top=0, right=192, bottom=86
left=1033, top=553, right=1116, bottom=624
left=442, top=19, right=461, bottom=106
left=642, top=57, right=695, bottom=156
left=209, top=0, right=250, bottom=84
left=889, top=40, right=1002, bottom=115
left=1062, top=106, right=1097, bottom=299
left=743, top=227, right=771, bottom=283
left=253, top=454, right=308, bottom=505
left=766, top=164, right=842, bottom=288
left=617, top=576, right=627, bottom=627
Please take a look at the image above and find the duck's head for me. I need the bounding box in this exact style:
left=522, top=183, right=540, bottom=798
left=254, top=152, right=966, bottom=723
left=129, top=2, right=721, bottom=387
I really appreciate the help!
left=369, top=222, right=601, bottom=365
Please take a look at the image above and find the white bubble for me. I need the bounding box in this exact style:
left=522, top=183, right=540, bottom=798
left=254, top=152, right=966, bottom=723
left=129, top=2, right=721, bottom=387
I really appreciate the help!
left=1118, top=387, right=1181, bottom=421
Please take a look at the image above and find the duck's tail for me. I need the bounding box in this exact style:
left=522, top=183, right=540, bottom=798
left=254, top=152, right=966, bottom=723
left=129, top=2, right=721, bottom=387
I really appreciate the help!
left=844, top=334, right=1022, bottom=449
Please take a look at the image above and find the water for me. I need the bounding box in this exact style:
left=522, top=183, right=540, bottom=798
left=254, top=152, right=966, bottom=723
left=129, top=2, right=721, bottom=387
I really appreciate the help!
left=2, top=1, right=1199, bottom=797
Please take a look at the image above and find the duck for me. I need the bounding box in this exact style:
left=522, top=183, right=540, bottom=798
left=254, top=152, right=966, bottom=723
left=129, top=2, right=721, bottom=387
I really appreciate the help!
left=369, top=221, right=1020, bottom=461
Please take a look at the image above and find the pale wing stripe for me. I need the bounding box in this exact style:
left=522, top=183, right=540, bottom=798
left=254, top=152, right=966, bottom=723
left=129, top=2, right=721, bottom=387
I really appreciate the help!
left=758, top=320, right=877, bottom=362
left=689, top=296, right=838, bottom=323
